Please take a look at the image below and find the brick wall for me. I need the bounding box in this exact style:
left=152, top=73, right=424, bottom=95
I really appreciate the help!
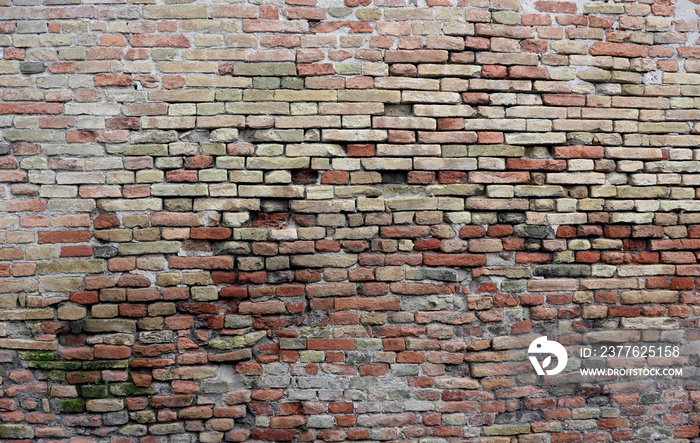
left=1, top=0, right=700, bottom=441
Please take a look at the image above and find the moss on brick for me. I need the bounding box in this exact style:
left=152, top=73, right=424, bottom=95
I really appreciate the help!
left=57, top=399, right=86, bottom=414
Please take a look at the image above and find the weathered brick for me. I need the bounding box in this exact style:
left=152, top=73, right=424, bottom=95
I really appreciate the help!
left=0, top=4, right=698, bottom=441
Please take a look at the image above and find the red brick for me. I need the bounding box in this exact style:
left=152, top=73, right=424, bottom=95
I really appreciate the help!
left=674, top=427, right=700, bottom=439
left=437, top=118, right=464, bottom=131
left=347, top=144, right=375, bottom=157
left=69, top=291, right=98, bottom=304
left=126, top=288, right=159, bottom=302
left=151, top=395, right=193, bottom=408
left=477, top=132, right=504, bottom=144
left=335, top=297, right=400, bottom=311
left=598, top=418, right=629, bottom=430
left=190, top=227, right=232, bottom=240
left=94, top=74, right=132, bottom=87
left=408, top=171, right=435, bottom=184
left=60, top=245, right=93, bottom=257
left=39, top=116, right=73, bottom=128
left=522, top=14, right=552, bottom=26
left=463, top=36, right=489, bottom=50
left=0, top=103, right=63, bottom=115
left=239, top=301, right=285, bottom=315
left=459, top=226, right=486, bottom=238
left=0, top=22, right=18, bottom=33
left=58, top=347, right=94, bottom=361
left=38, top=231, right=91, bottom=244
left=543, top=94, right=586, bottom=107
left=184, top=156, right=214, bottom=169
left=397, top=351, right=425, bottom=363
left=482, top=65, right=507, bottom=78
left=169, top=256, right=234, bottom=270
left=119, top=304, right=147, bottom=317
left=604, top=225, right=631, bottom=238
left=321, top=171, right=350, bottom=184
left=94, top=345, right=131, bottom=359
left=118, top=274, right=151, bottom=288
left=423, top=254, right=486, bottom=267
left=536, top=1, right=577, bottom=13
left=298, top=63, right=334, bottom=76
left=130, top=34, right=190, bottom=47
left=509, top=66, right=549, bottom=79
left=462, top=92, right=489, bottom=104
left=553, top=145, right=604, bottom=159
left=590, top=42, right=648, bottom=58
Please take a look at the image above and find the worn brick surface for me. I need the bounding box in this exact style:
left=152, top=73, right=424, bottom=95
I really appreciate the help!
left=0, top=0, right=700, bottom=442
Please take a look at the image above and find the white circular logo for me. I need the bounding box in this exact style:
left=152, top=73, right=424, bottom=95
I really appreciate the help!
left=528, top=336, right=568, bottom=375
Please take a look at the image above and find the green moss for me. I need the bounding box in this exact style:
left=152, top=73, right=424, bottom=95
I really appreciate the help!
left=81, top=359, right=129, bottom=370
left=80, top=384, right=109, bottom=398
left=28, top=361, right=81, bottom=370
left=47, top=370, right=66, bottom=383
left=20, top=351, right=57, bottom=361
left=110, top=382, right=156, bottom=397
left=57, top=399, right=85, bottom=414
